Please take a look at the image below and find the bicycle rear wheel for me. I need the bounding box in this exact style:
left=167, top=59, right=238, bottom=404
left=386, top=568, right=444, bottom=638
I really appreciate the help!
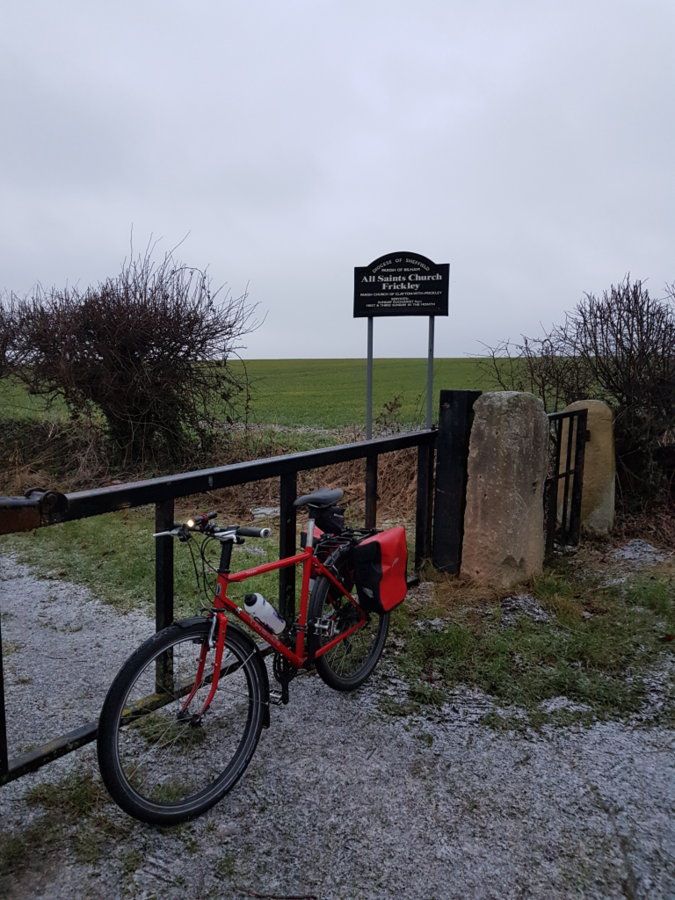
left=97, top=619, right=267, bottom=825
left=308, top=546, right=389, bottom=691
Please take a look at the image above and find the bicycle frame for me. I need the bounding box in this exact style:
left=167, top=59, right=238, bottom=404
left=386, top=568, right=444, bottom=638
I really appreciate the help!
left=212, top=543, right=366, bottom=669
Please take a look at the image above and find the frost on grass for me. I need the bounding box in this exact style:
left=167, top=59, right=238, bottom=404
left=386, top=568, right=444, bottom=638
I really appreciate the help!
left=611, top=539, right=669, bottom=566
left=499, top=593, right=550, bottom=626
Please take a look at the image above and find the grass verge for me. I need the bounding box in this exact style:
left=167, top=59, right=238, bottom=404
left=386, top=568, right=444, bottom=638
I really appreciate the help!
left=0, top=507, right=283, bottom=619
left=388, top=555, right=674, bottom=728
left=0, top=773, right=128, bottom=882
left=0, top=770, right=232, bottom=890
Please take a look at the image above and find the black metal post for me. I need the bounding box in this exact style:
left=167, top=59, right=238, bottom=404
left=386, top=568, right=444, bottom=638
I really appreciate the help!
left=365, top=453, right=378, bottom=529
left=0, top=612, right=8, bottom=776
left=155, top=499, right=175, bottom=692
left=414, top=442, right=434, bottom=570
left=560, top=416, right=575, bottom=536
left=431, top=389, right=481, bottom=573
left=155, top=499, right=175, bottom=630
left=544, top=479, right=557, bottom=560
left=545, top=416, right=564, bottom=557
left=568, top=409, right=588, bottom=545
left=279, top=472, right=297, bottom=622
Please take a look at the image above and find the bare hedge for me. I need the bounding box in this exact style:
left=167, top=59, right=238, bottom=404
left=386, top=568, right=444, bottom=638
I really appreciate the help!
left=484, top=276, right=675, bottom=507
left=5, top=249, right=258, bottom=466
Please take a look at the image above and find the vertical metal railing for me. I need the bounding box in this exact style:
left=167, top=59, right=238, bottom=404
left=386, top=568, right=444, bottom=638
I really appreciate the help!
left=414, top=442, right=435, bottom=569
left=365, top=454, right=377, bottom=529
left=568, top=415, right=588, bottom=544
left=154, top=499, right=175, bottom=692
left=278, top=472, right=298, bottom=622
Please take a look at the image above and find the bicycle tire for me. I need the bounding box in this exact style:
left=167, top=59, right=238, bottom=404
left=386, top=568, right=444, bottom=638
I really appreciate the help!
left=308, top=545, right=389, bottom=691
left=97, top=618, right=267, bottom=825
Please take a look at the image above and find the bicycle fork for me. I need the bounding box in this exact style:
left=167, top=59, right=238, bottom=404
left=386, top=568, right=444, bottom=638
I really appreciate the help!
left=179, top=612, right=228, bottom=722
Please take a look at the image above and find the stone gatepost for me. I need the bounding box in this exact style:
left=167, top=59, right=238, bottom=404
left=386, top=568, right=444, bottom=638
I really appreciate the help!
left=460, top=392, right=549, bottom=590
left=560, top=399, right=615, bottom=534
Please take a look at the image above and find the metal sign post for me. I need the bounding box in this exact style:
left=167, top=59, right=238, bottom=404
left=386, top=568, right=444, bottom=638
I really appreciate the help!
left=426, top=315, right=435, bottom=429
left=366, top=317, right=374, bottom=439
left=355, top=252, right=449, bottom=436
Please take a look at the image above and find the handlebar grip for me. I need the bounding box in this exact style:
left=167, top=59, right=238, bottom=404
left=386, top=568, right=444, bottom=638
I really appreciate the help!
left=237, top=526, right=272, bottom=538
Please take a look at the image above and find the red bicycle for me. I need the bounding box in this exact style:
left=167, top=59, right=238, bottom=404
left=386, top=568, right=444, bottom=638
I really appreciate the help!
left=97, top=488, right=406, bottom=825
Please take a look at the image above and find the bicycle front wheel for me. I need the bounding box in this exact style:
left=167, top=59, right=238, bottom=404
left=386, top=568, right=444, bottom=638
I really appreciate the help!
left=308, top=546, right=389, bottom=691
left=97, top=619, right=267, bottom=825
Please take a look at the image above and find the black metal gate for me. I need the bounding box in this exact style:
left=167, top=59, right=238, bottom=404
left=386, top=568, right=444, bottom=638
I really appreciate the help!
left=0, top=430, right=436, bottom=786
left=0, top=396, right=592, bottom=785
left=544, top=409, right=589, bottom=557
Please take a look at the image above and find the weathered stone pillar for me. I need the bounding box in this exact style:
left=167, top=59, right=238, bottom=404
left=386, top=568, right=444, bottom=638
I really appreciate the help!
left=461, top=392, right=549, bottom=590
left=560, top=399, right=615, bottom=534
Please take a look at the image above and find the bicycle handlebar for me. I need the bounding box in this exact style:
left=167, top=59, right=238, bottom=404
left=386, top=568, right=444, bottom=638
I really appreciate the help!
left=236, top=526, right=271, bottom=538
left=153, top=523, right=272, bottom=540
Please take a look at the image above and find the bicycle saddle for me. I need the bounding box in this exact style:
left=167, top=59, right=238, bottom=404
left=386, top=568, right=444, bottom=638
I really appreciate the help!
left=293, top=488, right=344, bottom=509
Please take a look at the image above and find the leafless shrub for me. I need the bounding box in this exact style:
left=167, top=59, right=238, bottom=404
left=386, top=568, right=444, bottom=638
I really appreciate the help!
left=484, top=276, right=675, bottom=507
left=374, top=394, right=405, bottom=434
left=0, top=293, right=20, bottom=378
left=13, top=248, right=258, bottom=466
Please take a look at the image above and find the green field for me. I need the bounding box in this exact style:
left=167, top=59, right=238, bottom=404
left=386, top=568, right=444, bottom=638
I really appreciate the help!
left=240, top=358, right=493, bottom=427
left=0, top=358, right=495, bottom=429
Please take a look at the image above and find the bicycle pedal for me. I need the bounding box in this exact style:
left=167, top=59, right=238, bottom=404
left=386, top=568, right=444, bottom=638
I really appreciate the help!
left=269, top=690, right=284, bottom=706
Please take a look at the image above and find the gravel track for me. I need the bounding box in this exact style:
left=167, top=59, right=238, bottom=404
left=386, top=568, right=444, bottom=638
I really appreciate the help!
left=1, top=553, right=673, bottom=899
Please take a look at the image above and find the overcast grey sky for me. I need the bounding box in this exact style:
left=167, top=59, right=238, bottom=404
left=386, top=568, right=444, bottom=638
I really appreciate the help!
left=1, top=1, right=673, bottom=358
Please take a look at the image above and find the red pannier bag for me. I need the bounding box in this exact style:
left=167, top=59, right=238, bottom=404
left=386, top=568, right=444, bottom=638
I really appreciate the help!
left=353, top=526, right=408, bottom=613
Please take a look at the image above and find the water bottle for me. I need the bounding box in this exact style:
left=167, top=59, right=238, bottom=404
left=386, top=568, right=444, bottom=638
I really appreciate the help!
left=244, top=593, right=287, bottom=635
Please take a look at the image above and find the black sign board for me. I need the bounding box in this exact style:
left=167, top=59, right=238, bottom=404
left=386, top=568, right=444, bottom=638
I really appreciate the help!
left=354, top=252, right=449, bottom=318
